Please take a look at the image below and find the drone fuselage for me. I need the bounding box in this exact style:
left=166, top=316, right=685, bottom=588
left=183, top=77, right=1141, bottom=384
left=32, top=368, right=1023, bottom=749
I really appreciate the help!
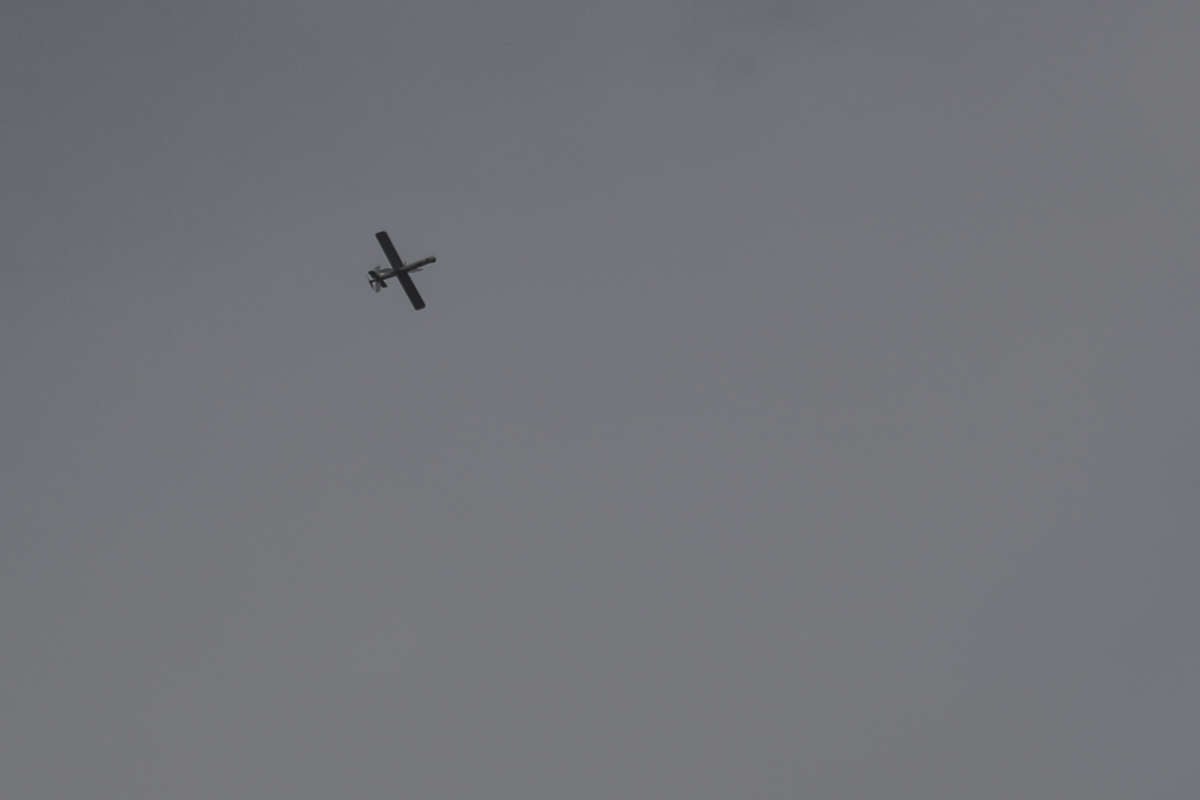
left=377, top=255, right=436, bottom=279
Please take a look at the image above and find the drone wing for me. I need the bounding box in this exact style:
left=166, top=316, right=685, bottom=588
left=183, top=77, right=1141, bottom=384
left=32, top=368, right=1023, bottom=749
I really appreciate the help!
left=375, top=230, right=426, bottom=310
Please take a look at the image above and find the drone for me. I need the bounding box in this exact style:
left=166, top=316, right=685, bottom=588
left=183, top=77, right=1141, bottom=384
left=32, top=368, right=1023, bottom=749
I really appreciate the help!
left=367, top=230, right=436, bottom=310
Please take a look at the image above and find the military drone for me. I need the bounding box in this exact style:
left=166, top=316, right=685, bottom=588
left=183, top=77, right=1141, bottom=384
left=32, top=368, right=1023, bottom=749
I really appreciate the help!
left=368, top=230, right=436, bottom=310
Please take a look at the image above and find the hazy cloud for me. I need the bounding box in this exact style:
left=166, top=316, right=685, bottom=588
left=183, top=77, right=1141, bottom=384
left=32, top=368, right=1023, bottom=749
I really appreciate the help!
left=3, top=1, right=1197, bottom=797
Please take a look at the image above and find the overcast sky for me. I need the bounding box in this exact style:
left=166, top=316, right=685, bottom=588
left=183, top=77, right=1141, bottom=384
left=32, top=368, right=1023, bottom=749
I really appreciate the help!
left=3, top=1, right=1198, bottom=797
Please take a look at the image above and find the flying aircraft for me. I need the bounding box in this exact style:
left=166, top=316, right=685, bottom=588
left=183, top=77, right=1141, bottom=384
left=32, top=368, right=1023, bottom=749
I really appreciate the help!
left=368, top=230, right=437, bottom=310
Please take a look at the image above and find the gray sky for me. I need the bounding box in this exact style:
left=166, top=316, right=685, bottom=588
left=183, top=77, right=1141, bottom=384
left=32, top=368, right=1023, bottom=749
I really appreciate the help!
left=3, top=1, right=1198, bottom=796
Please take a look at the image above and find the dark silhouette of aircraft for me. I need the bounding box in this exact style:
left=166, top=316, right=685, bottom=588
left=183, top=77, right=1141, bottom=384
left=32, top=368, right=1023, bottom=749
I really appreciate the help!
left=368, top=230, right=436, bottom=310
